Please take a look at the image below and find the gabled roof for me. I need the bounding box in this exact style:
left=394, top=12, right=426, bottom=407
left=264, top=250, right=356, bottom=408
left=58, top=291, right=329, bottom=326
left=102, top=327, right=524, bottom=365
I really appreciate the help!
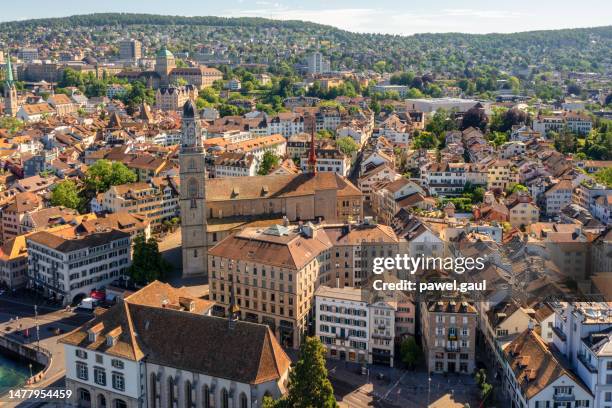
left=504, top=330, right=591, bottom=400
left=61, top=282, right=292, bottom=384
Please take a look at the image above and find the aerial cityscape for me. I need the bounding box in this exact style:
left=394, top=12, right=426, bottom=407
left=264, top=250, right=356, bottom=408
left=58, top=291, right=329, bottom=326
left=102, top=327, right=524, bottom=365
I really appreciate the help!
left=0, top=3, right=610, bottom=408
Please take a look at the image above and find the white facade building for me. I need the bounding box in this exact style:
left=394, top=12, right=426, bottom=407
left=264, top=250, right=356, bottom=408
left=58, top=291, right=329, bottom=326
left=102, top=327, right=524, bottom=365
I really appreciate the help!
left=26, top=228, right=131, bottom=305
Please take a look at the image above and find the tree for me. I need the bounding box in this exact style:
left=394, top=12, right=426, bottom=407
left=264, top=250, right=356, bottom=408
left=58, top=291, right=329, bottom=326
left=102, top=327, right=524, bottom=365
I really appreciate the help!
left=258, top=151, right=280, bottom=175
left=461, top=106, right=488, bottom=132
left=85, top=159, right=137, bottom=193
left=336, top=136, right=359, bottom=156
left=50, top=180, right=81, bottom=210
left=506, top=182, right=528, bottom=195
left=128, top=234, right=170, bottom=285
left=0, top=117, right=25, bottom=134
left=412, top=131, right=437, bottom=149
left=284, top=337, right=337, bottom=408
left=400, top=336, right=422, bottom=369
left=593, top=167, right=612, bottom=188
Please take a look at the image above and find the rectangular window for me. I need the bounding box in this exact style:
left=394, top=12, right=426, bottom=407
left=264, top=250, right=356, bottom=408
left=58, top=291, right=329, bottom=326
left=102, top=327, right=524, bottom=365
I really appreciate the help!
left=111, top=359, right=124, bottom=369
left=76, top=362, right=88, bottom=381
left=112, top=372, right=125, bottom=391
left=94, top=367, right=106, bottom=386
left=75, top=349, right=88, bottom=359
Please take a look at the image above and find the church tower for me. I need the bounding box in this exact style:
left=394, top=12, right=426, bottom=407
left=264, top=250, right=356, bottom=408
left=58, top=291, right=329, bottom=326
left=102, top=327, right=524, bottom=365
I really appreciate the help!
left=3, top=53, right=17, bottom=117
left=179, top=100, right=208, bottom=277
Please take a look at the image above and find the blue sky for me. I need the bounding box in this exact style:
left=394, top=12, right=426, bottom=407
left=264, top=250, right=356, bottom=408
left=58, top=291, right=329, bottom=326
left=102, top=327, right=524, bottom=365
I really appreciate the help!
left=1, top=0, right=610, bottom=35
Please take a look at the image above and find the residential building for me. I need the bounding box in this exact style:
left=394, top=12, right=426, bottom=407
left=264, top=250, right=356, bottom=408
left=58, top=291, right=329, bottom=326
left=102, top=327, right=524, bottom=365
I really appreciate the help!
left=91, top=179, right=179, bottom=227
left=26, top=227, right=131, bottom=305
left=421, top=300, right=478, bottom=374
left=0, top=235, right=28, bottom=290
left=208, top=224, right=333, bottom=348
left=306, top=52, right=330, bottom=74
left=300, top=146, right=351, bottom=176
left=544, top=177, right=574, bottom=217
left=503, top=329, right=593, bottom=408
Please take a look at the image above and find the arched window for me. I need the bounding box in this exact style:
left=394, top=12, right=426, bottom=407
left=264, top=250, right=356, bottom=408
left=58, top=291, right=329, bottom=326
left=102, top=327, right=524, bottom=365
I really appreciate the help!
left=221, top=388, right=229, bottom=408
left=240, top=392, right=248, bottom=408
left=189, top=159, right=196, bottom=170
left=167, top=376, right=175, bottom=408
left=97, top=394, right=107, bottom=408
left=77, top=388, right=90, bottom=405
left=149, top=374, right=157, bottom=408
left=202, top=385, right=210, bottom=408
left=113, top=399, right=127, bottom=408
left=185, top=381, right=193, bottom=408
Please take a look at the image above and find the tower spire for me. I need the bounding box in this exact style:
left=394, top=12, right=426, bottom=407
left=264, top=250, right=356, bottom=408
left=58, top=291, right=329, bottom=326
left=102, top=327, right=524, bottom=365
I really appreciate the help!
left=4, top=52, right=13, bottom=84
left=228, top=280, right=240, bottom=327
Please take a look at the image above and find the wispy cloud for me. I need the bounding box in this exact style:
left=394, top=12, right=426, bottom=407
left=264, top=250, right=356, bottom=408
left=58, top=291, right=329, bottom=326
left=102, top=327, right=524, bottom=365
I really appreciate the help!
left=222, top=5, right=538, bottom=34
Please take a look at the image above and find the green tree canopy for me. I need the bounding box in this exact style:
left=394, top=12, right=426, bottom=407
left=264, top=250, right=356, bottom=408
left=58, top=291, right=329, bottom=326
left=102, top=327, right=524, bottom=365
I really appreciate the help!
left=128, top=234, right=170, bottom=285
left=85, top=159, right=137, bottom=193
left=258, top=151, right=280, bottom=175
left=400, top=336, right=422, bottom=369
left=285, top=337, right=337, bottom=408
left=50, top=180, right=82, bottom=210
left=336, top=136, right=359, bottom=156
left=593, top=167, right=612, bottom=188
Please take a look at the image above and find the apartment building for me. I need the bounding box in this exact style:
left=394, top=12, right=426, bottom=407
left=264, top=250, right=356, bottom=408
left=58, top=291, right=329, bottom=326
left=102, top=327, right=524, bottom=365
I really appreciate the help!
left=321, top=221, right=400, bottom=288
left=544, top=177, right=574, bottom=216
left=421, top=300, right=478, bottom=374
left=0, top=235, right=28, bottom=290
left=503, top=330, right=593, bottom=408
left=316, top=286, right=370, bottom=364
left=315, top=286, right=414, bottom=367
left=507, top=195, right=540, bottom=228
left=268, top=113, right=304, bottom=137
left=26, top=227, right=131, bottom=305
left=300, top=147, right=351, bottom=176
left=487, top=159, right=518, bottom=191
left=91, top=178, right=179, bottom=227
left=550, top=302, right=612, bottom=405
left=118, top=39, right=142, bottom=61
left=211, top=152, right=257, bottom=177
left=208, top=224, right=332, bottom=348
left=1, top=191, right=42, bottom=243
left=358, top=163, right=400, bottom=202
left=306, top=51, right=331, bottom=74
left=370, top=178, right=426, bottom=225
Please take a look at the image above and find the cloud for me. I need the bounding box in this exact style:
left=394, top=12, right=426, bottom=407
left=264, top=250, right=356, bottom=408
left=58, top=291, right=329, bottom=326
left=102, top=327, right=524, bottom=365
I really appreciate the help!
left=222, top=5, right=538, bottom=34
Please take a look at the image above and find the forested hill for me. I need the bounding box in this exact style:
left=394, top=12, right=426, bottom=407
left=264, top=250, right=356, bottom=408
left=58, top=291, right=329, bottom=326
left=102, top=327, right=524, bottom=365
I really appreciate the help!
left=1, top=13, right=610, bottom=74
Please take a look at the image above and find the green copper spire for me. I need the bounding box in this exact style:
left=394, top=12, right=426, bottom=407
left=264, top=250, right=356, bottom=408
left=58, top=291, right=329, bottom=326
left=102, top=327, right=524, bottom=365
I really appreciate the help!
left=5, top=52, right=13, bottom=84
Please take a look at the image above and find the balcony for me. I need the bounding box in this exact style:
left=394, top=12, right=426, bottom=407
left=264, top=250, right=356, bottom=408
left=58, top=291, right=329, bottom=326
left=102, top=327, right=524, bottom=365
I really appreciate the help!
left=445, top=346, right=460, bottom=353
left=577, top=353, right=597, bottom=373
left=552, top=326, right=566, bottom=342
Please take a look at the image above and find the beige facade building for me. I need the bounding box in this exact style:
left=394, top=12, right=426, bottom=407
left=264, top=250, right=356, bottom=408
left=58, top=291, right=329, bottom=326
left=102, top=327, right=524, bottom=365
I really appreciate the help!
left=209, top=224, right=332, bottom=348
left=421, top=300, right=478, bottom=374
left=208, top=220, right=399, bottom=349
left=155, top=85, right=198, bottom=111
